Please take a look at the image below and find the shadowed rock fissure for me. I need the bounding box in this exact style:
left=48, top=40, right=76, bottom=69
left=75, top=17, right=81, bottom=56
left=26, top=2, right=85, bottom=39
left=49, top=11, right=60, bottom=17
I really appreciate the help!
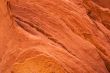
left=13, top=15, right=79, bottom=60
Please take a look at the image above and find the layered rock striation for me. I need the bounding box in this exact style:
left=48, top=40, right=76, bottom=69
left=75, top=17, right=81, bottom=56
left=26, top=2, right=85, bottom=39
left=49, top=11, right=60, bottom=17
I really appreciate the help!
left=0, top=0, right=110, bottom=73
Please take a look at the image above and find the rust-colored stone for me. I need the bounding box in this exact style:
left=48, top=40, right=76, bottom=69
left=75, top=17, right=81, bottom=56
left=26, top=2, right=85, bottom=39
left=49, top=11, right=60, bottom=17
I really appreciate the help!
left=0, top=0, right=110, bottom=73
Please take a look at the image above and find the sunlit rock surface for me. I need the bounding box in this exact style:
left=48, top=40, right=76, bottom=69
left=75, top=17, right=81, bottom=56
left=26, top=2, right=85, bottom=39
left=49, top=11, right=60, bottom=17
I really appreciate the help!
left=0, top=0, right=110, bottom=73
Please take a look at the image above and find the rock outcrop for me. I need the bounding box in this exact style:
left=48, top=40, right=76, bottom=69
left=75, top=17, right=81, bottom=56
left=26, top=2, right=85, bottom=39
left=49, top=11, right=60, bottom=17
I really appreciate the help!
left=0, top=0, right=110, bottom=73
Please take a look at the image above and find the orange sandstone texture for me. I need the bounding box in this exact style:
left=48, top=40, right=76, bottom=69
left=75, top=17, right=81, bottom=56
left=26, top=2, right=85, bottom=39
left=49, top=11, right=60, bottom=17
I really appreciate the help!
left=0, top=0, right=110, bottom=73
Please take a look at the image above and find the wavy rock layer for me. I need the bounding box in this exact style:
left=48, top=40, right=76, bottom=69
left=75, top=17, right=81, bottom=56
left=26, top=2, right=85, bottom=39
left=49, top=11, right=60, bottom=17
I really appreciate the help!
left=0, top=0, right=110, bottom=73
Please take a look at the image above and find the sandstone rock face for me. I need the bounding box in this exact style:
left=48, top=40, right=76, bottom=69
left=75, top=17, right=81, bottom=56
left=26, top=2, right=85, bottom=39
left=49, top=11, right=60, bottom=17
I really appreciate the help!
left=0, top=0, right=110, bottom=73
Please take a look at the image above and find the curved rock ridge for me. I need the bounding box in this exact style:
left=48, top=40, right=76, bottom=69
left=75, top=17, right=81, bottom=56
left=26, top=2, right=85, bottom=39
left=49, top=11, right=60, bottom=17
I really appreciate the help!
left=12, top=54, right=66, bottom=73
left=0, top=0, right=110, bottom=73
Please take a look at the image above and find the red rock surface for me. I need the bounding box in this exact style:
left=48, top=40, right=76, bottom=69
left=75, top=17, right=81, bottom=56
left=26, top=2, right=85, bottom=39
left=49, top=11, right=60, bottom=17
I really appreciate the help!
left=0, top=0, right=110, bottom=73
